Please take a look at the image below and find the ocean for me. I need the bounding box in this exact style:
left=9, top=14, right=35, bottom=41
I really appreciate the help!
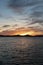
left=0, top=37, right=43, bottom=65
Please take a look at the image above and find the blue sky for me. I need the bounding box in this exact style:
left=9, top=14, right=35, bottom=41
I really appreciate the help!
left=0, top=0, right=43, bottom=35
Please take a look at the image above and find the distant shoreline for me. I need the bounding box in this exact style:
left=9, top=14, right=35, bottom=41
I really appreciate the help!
left=0, top=35, right=43, bottom=37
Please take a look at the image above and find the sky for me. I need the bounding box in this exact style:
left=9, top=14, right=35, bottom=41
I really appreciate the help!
left=0, top=0, right=43, bottom=36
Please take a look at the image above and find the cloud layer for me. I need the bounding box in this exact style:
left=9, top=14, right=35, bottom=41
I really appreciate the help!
left=0, top=27, right=43, bottom=36
left=8, top=0, right=43, bottom=25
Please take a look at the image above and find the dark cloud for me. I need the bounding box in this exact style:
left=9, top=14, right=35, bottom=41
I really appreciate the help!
left=8, top=0, right=43, bottom=11
left=27, top=26, right=43, bottom=34
left=31, top=11, right=43, bottom=17
left=9, top=0, right=38, bottom=8
left=13, top=24, right=18, bottom=27
left=29, top=20, right=43, bottom=25
left=2, top=24, right=18, bottom=28
left=2, top=25, right=10, bottom=28
left=34, top=20, right=43, bottom=24
left=8, top=0, right=42, bottom=12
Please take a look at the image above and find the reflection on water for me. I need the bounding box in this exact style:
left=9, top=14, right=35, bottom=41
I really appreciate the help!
left=0, top=37, right=43, bottom=65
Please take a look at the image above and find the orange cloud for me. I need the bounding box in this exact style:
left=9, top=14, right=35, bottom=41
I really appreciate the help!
left=0, top=27, right=43, bottom=36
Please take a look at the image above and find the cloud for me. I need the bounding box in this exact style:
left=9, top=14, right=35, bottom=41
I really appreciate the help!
left=33, top=20, right=43, bottom=24
left=8, top=0, right=43, bottom=11
left=28, top=26, right=43, bottom=32
left=0, top=27, right=43, bottom=35
left=9, top=0, right=38, bottom=7
left=31, top=11, right=43, bottom=18
left=2, top=25, right=10, bottom=28
left=8, top=0, right=43, bottom=26
left=9, top=0, right=43, bottom=20
left=13, top=24, right=18, bottom=27
left=8, top=0, right=42, bottom=13
left=0, top=30, right=15, bottom=35
left=29, top=20, right=43, bottom=25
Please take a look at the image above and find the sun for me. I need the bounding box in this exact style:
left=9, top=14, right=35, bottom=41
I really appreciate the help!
left=20, top=33, right=28, bottom=36
left=19, top=31, right=34, bottom=36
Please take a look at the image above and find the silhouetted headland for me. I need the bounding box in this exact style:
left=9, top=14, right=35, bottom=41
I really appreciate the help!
left=0, top=35, right=43, bottom=37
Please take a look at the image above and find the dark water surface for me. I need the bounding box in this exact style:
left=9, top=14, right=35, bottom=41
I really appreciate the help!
left=0, top=37, right=43, bottom=65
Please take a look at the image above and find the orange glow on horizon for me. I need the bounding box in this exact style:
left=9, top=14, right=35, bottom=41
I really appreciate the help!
left=0, top=28, right=43, bottom=36
left=12, top=30, right=43, bottom=36
left=19, top=31, right=35, bottom=36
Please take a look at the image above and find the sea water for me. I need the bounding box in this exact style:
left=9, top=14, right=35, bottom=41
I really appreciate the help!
left=0, top=37, right=43, bottom=65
